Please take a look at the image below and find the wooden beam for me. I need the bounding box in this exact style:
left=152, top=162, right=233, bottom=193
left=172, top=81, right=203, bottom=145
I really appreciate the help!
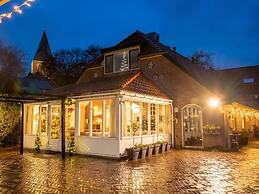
left=20, top=103, right=24, bottom=154
left=61, top=98, right=66, bottom=159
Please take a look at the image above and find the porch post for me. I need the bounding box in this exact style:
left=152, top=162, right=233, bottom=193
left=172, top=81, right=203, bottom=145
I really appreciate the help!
left=171, top=103, right=174, bottom=148
left=20, top=102, right=24, bottom=155
left=61, top=98, right=66, bottom=159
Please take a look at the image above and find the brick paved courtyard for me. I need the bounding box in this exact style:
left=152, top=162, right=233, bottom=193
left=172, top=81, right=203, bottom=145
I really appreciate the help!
left=0, top=147, right=259, bottom=194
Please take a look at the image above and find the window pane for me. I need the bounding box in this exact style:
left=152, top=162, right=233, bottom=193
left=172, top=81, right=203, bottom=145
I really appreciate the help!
left=165, top=105, right=172, bottom=133
left=132, top=102, right=140, bottom=136
left=92, top=100, right=102, bottom=136
left=66, top=104, right=75, bottom=139
left=129, top=49, right=139, bottom=69
left=159, top=105, right=166, bottom=134
left=40, top=105, right=48, bottom=133
left=104, top=99, right=115, bottom=137
left=80, top=102, right=90, bottom=136
left=150, top=104, right=156, bottom=134
left=25, top=105, right=33, bottom=135
left=122, top=101, right=131, bottom=137
left=142, top=103, right=149, bottom=135
left=105, top=55, right=113, bottom=73
left=51, top=105, right=61, bottom=139
left=32, top=105, right=40, bottom=134
left=115, top=51, right=129, bottom=72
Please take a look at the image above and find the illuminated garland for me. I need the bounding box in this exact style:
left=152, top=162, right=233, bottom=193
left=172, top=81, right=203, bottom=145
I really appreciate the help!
left=0, top=0, right=34, bottom=24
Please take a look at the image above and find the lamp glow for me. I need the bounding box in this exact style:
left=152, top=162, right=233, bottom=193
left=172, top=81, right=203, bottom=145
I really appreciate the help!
left=208, top=98, right=220, bottom=108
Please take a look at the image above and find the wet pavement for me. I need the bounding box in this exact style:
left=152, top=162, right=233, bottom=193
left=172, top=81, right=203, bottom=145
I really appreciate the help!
left=0, top=147, right=259, bottom=193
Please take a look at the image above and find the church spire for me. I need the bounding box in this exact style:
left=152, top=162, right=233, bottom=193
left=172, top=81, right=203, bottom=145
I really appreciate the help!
left=33, top=30, right=52, bottom=61
left=31, top=30, right=52, bottom=74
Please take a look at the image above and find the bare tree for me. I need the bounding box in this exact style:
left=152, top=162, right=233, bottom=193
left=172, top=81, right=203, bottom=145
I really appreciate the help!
left=0, top=41, right=25, bottom=93
left=41, top=45, right=101, bottom=86
left=191, top=50, right=215, bottom=70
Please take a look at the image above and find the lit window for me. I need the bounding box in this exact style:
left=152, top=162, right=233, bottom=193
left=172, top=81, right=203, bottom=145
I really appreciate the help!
left=243, top=78, right=254, bottom=84
left=51, top=105, right=61, bottom=139
left=132, top=102, right=140, bottom=136
left=122, top=101, right=131, bottom=137
left=65, top=104, right=75, bottom=140
left=150, top=104, right=156, bottom=134
left=165, top=105, right=172, bottom=133
left=92, top=100, right=103, bottom=136
left=142, top=103, right=149, bottom=135
left=80, top=101, right=90, bottom=136
left=115, top=51, right=129, bottom=72
left=104, top=99, right=115, bottom=137
left=25, top=104, right=48, bottom=135
left=40, top=105, right=48, bottom=133
left=159, top=105, right=166, bottom=134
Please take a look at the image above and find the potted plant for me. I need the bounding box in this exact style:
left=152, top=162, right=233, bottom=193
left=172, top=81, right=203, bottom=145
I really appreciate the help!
left=67, top=138, right=76, bottom=156
left=240, top=129, right=249, bottom=146
left=34, top=133, right=42, bottom=153
left=137, top=144, right=148, bottom=159
left=126, top=122, right=141, bottom=161
left=147, top=144, right=154, bottom=157
left=160, top=141, right=167, bottom=153
left=166, top=142, right=171, bottom=151
left=126, top=145, right=141, bottom=161
left=153, top=141, right=161, bottom=155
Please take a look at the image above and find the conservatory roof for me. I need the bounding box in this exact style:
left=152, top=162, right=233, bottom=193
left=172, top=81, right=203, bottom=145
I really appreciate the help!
left=46, top=71, right=170, bottom=99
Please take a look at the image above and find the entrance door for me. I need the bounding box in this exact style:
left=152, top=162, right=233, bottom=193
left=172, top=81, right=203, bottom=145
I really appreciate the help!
left=182, top=105, right=203, bottom=147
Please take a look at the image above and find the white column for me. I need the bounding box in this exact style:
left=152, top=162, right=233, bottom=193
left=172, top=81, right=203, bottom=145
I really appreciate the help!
left=102, top=100, right=105, bottom=136
left=156, top=104, right=159, bottom=141
left=148, top=103, right=151, bottom=135
left=171, top=103, right=174, bottom=147
left=116, top=97, right=122, bottom=140
left=89, top=102, right=92, bottom=136
left=47, top=103, right=51, bottom=143
left=75, top=101, right=80, bottom=137
left=139, top=103, right=143, bottom=143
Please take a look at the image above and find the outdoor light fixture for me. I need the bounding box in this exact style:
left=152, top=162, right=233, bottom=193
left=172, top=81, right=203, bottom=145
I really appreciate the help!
left=208, top=98, right=220, bottom=108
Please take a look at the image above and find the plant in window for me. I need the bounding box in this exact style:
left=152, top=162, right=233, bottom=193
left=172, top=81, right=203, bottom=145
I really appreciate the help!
left=65, top=98, right=76, bottom=106
left=34, top=133, right=42, bottom=153
left=67, top=138, right=76, bottom=156
left=203, top=124, right=220, bottom=134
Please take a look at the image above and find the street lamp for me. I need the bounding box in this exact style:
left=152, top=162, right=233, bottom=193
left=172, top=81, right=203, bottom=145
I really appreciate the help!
left=208, top=98, right=220, bottom=108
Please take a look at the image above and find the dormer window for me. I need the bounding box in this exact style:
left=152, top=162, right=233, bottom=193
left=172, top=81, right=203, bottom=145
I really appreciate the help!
left=243, top=78, right=254, bottom=84
left=104, top=47, right=139, bottom=74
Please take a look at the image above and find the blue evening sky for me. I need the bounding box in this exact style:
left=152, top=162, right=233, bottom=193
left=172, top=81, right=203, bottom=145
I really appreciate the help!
left=0, top=0, right=258, bottom=73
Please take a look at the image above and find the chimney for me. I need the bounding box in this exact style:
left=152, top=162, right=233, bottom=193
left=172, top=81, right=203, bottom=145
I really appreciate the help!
left=172, top=47, right=176, bottom=52
left=146, top=32, right=160, bottom=42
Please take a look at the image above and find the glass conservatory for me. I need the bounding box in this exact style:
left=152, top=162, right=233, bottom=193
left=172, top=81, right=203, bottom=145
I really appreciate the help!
left=23, top=93, right=173, bottom=158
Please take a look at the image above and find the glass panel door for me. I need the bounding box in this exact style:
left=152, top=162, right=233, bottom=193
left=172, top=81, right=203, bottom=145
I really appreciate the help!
left=182, top=105, right=203, bottom=147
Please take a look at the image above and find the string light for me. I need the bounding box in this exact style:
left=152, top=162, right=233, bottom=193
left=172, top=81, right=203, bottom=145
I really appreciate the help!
left=0, top=0, right=35, bottom=24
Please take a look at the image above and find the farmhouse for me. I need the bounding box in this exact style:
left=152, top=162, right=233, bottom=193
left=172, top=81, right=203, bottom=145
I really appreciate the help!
left=23, top=30, right=259, bottom=158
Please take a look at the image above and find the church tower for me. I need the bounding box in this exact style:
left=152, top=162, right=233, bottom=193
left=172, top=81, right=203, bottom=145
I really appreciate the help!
left=31, top=30, right=52, bottom=74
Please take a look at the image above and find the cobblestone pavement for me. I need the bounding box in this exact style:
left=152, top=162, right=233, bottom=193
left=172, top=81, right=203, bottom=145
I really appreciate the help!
left=0, top=147, right=259, bottom=194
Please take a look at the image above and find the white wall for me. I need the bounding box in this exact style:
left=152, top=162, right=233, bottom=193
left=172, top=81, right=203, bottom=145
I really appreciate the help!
left=76, top=136, right=120, bottom=158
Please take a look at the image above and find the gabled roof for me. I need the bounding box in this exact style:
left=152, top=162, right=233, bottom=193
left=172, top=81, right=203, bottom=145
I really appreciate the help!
left=47, top=71, right=169, bottom=99
left=101, top=30, right=206, bottom=83
left=33, top=31, right=52, bottom=61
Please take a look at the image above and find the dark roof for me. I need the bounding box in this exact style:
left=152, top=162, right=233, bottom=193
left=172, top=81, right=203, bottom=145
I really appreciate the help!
left=20, top=74, right=56, bottom=94
left=47, top=71, right=169, bottom=99
left=33, top=31, right=52, bottom=61
left=86, top=55, right=104, bottom=69
left=102, top=30, right=206, bottom=83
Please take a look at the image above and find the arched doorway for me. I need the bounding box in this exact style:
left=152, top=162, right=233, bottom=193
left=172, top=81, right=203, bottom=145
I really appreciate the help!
left=182, top=104, right=203, bottom=147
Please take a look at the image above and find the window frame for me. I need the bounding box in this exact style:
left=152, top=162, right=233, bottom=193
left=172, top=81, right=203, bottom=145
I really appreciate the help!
left=104, top=46, right=140, bottom=74
left=129, top=49, right=140, bottom=69
left=104, top=54, right=114, bottom=74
